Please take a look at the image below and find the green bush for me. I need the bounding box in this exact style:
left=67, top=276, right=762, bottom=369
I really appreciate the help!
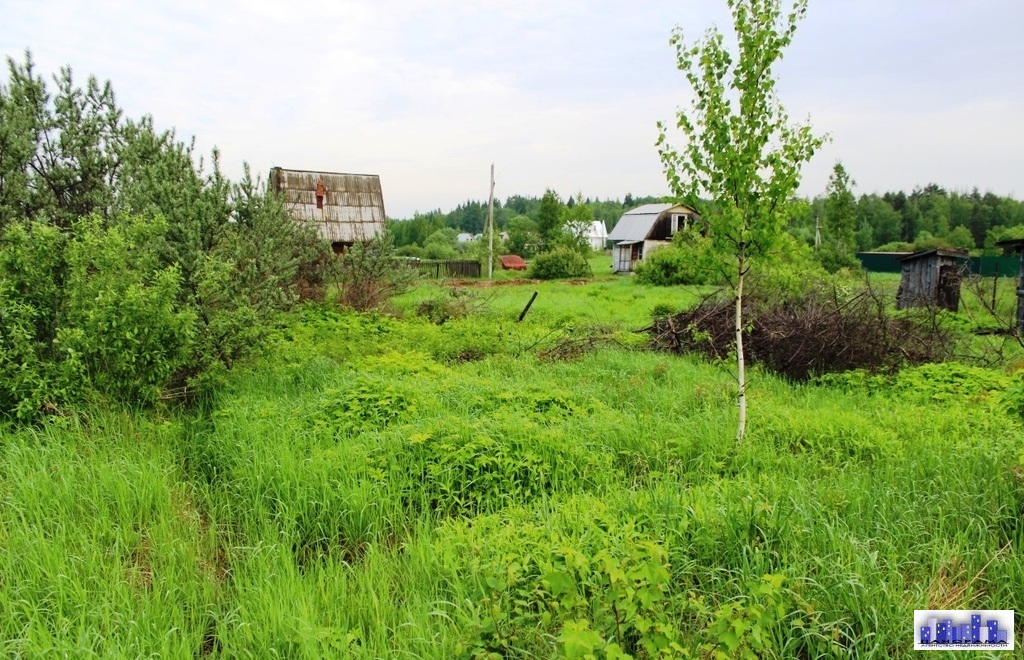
left=0, top=216, right=197, bottom=416
left=0, top=56, right=334, bottom=418
left=634, top=233, right=726, bottom=286
left=528, top=247, right=592, bottom=280
left=749, top=233, right=832, bottom=302
left=61, top=216, right=195, bottom=404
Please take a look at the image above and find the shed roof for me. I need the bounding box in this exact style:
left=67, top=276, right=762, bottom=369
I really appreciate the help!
left=607, top=203, right=695, bottom=242
left=270, top=167, right=385, bottom=244
left=996, top=238, right=1024, bottom=252
left=897, top=247, right=969, bottom=263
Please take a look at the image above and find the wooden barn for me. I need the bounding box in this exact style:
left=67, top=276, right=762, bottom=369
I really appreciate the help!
left=607, top=203, right=700, bottom=273
left=269, top=167, right=385, bottom=253
left=996, top=238, right=1024, bottom=331
left=895, top=248, right=969, bottom=311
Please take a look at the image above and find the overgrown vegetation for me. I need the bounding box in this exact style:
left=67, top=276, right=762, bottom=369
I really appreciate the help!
left=0, top=54, right=330, bottom=418
left=3, top=19, right=1024, bottom=659
left=1, top=285, right=1021, bottom=656
left=334, top=230, right=414, bottom=312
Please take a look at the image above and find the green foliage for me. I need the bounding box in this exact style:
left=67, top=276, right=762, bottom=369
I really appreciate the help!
left=560, top=193, right=598, bottom=255
left=451, top=511, right=685, bottom=659
left=816, top=362, right=1011, bottom=406
left=0, top=53, right=332, bottom=418
left=819, top=161, right=857, bottom=272
left=747, top=233, right=831, bottom=300
left=702, top=575, right=791, bottom=659
left=60, top=216, right=195, bottom=404
left=657, top=0, right=827, bottom=272
left=423, top=227, right=460, bottom=260
left=505, top=214, right=539, bottom=257
left=2, top=281, right=1023, bottom=656
left=537, top=189, right=565, bottom=252
left=0, top=216, right=194, bottom=415
left=946, top=224, right=975, bottom=249
left=634, top=231, right=727, bottom=286
left=529, top=247, right=593, bottom=280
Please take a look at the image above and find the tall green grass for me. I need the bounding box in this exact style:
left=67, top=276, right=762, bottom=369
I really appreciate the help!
left=1, top=280, right=1021, bottom=657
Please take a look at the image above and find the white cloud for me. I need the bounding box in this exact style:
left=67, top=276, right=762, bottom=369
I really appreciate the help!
left=2, top=0, right=1022, bottom=216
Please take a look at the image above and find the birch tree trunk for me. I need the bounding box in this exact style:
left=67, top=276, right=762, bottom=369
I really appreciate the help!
left=735, top=251, right=747, bottom=441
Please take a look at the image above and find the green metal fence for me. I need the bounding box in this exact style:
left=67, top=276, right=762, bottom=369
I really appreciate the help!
left=857, top=252, right=1019, bottom=277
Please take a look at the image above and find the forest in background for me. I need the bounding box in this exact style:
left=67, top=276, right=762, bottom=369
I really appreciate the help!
left=390, top=182, right=1024, bottom=258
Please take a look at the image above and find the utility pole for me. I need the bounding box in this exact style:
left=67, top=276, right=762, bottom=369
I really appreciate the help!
left=488, top=163, right=495, bottom=279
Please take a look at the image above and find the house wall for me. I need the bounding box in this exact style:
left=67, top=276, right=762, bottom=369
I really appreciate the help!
left=643, top=240, right=671, bottom=259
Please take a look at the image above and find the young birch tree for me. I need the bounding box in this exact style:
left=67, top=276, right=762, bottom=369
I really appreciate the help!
left=656, top=0, right=826, bottom=440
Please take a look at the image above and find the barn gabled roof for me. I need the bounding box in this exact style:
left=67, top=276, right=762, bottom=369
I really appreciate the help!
left=270, top=167, right=385, bottom=244
left=607, top=203, right=695, bottom=242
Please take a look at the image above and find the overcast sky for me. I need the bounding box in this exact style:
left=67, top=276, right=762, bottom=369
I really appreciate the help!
left=3, top=0, right=1022, bottom=217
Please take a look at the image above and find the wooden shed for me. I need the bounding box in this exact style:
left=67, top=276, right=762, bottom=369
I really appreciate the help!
left=996, top=238, right=1024, bottom=331
left=269, top=167, right=385, bottom=253
left=895, top=248, right=969, bottom=311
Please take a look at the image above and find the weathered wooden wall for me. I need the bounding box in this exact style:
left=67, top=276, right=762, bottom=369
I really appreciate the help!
left=896, top=252, right=965, bottom=311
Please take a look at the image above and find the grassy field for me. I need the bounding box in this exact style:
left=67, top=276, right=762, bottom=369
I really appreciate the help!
left=1, top=268, right=1022, bottom=657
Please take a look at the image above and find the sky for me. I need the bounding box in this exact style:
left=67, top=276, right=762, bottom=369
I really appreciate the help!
left=2, top=0, right=1022, bottom=218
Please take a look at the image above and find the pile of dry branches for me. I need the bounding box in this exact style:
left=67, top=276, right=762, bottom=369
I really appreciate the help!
left=647, top=284, right=956, bottom=381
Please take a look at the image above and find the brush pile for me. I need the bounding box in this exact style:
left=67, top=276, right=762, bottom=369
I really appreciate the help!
left=646, top=284, right=955, bottom=381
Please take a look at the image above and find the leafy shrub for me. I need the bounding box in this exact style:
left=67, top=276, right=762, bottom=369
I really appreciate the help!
left=414, top=288, right=477, bottom=325
left=394, top=244, right=425, bottom=258
left=635, top=232, right=725, bottom=286
left=749, top=233, right=832, bottom=302
left=818, top=362, right=1011, bottom=406
left=528, top=247, right=592, bottom=280
left=0, top=216, right=197, bottom=415
left=445, top=506, right=685, bottom=658
left=0, top=57, right=333, bottom=417
left=316, top=379, right=416, bottom=434
left=816, top=243, right=861, bottom=273
left=335, top=231, right=415, bottom=312
left=61, top=216, right=195, bottom=404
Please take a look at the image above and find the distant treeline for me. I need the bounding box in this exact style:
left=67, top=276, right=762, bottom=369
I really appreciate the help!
left=391, top=185, right=1024, bottom=254
left=790, top=184, right=1024, bottom=253
left=389, top=193, right=665, bottom=248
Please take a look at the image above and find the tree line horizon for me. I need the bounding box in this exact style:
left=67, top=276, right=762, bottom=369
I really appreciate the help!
left=389, top=183, right=1024, bottom=256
